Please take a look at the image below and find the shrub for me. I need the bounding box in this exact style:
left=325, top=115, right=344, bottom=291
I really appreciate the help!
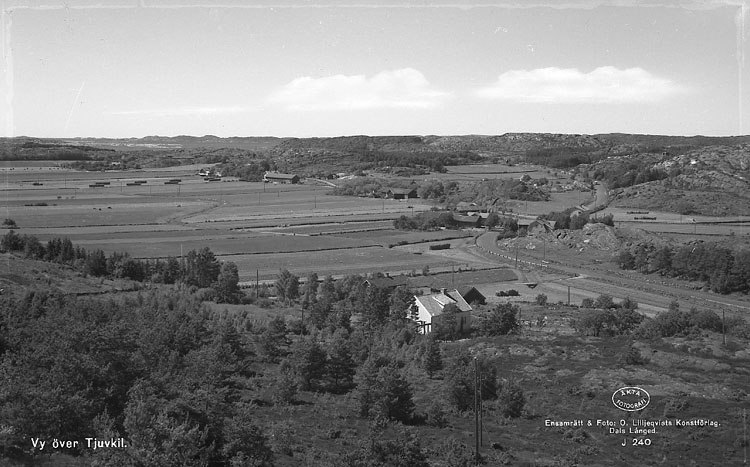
left=426, top=400, right=448, bottom=428
left=535, top=294, right=548, bottom=306
left=687, top=309, right=722, bottom=333
left=498, top=380, right=525, bottom=418
left=621, top=344, right=648, bottom=365
left=479, top=302, right=519, bottom=336
left=2, top=218, right=16, bottom=228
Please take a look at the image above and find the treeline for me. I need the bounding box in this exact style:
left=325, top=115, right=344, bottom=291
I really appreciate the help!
left=331, top=178, right=459, bottom=201
left=541, top=209, right=614, bottom=230
left=218, top=157, right=274, bottom=181
left=0, top=230, right=242, bottom=303
left=588, top=158, right=669, bottom=189
left=616, top=242, right=750, bottom=294
left=524, top=146, right=607, bottom=168
left=393, top=211, right=458, bottom=231
left=359, top=150, right=482, bottom=172
left=574, top=294, right=750, bottom=342
left=449, top=179, right=550, bottom=207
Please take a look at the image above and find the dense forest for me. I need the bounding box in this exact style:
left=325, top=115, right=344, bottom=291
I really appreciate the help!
left=0, top=230, right=243, bottom=303
left=616, top=241, right=750, bottom=294
left=0, top=257, right=528, bottom=466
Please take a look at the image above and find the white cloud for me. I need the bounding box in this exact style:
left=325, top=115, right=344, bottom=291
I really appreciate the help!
left=269, top=68, right=450, bottom=111
left=477, top=67, right=687, bottom=104
left=107, top=106, right=253, bottom=117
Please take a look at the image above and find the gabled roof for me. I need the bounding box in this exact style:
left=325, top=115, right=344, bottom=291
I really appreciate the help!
left=415, top=289, right=472, bottom=317
left=264, top=172, right=298, bottom=179
left=455, top=201, right=477, bottom=211
left=364, top=275, right=410, bottom=289
left=456, top=286, right=484, bottom=299
left=452, top=213, right=481, bottom=224
left=387, top=187, right=417, bottom=195
left=444, top=290, right=473, bottom=311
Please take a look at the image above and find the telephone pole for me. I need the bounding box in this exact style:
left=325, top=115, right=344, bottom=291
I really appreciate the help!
left=474, top=358, right=481, bottom=464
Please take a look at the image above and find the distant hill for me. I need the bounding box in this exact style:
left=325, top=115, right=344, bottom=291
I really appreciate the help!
left=585, top=144, right=750, bottom=216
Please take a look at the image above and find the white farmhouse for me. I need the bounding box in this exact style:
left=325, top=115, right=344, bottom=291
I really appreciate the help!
left=413, top=289, right=472, bottom=334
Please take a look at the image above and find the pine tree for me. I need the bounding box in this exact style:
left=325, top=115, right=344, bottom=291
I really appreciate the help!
left=422, top=337, right=443, bottom=379
left=375, top=365, right=415, bottom=424
left=290, top=336, right=327, bottom=391
left=326, top=330, right=356, bottom=393
left=215, top=262, right=240, bottom=304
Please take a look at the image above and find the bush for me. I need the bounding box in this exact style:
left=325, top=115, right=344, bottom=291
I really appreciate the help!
left=535, top=294, right=548, bottom=306
left=479, top=302, right=519, bottom=336
left=498, top=380, right=525, bottom=418
left=426, top=400, right=448, bottom=428
left=687, top=309, right=722, bottom=333
left=496, top=289, right=519, bottom=297
left=621, top=344, right=648, bottom=365
left=2, top=218, right=16, bottom=228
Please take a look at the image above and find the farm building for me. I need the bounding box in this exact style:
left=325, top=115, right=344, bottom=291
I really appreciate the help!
left=384, top=187, right=418, bottom=199
left=364, top=275, right=410, bottom=290
left=413, top=289, right=472, bottom=334
left=452, top=212, right=481, bottom=228
left=528, top=219, right=556, bottom=236
left=456, top=286, right=486, bottom=305
left=264, top=172, right=300, bottom=184
left=455, top=201, right=479, bottom=213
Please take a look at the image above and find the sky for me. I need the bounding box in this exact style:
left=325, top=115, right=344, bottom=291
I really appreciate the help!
left=1, top=0, right=749, bottom=138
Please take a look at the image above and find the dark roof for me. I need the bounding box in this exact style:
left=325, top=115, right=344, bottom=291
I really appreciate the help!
left=457, top=286, right=483, bottom=298
left=452, top=213, right=481, bottom=224
left=265, top=172, right=298, bottom=179
left=364, top=275, right=410, bottom=289
left=455, top=201, right=477, bottom=211
left=387, top=187, right=417, bottom=195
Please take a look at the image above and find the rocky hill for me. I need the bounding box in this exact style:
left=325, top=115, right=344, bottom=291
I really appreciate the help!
left=603, top=144, right=750, bottom=216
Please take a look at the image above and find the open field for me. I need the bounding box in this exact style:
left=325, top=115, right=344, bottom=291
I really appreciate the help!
left=2, top=164, right=747, bottom=301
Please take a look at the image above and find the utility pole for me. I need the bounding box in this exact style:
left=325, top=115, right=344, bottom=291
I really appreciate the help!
left=256, top=269, right=259, bottom=300
left=474, top=358, right=480, bottom=465
left=722, top=310, right=726, bottom=346
left=567, top=285, right=571, bottom=306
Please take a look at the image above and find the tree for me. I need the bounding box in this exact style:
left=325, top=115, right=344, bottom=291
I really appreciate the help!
left=183, top=247, right=220, bottom=288
left=421, top=337, right=443, bottom=378
left=301, top=272, right=319, bottom=310
left=215, top=262, right=240, bottom=304
left=220, top=403, right=274, bottom=467
left=374, top=366, right=415, bottom=424
left=1, top=229, right=22, bottom=251
left=535, top=293, right=548, bottom=306
left=485, top=212, right=500, bottom=229
left=338, top=428, right=429, bottom=467
left=275, top=269, right=299, bottom=305
left=594, top=294, right=615, bottom=310
left=498, top=380, right=526, bottom=418
left=86, top=249, right=109, bottom=277
left=389, top=286, right=415, bottom=321
left=617, top=250, right=635, bottom=270
left=353, top=356, right=415, bottom=424
left=480, top=302, right=519, bottom=336
left=326, top=331, right=356, bottom=392
left=289, top=336, right=327, bottom=391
